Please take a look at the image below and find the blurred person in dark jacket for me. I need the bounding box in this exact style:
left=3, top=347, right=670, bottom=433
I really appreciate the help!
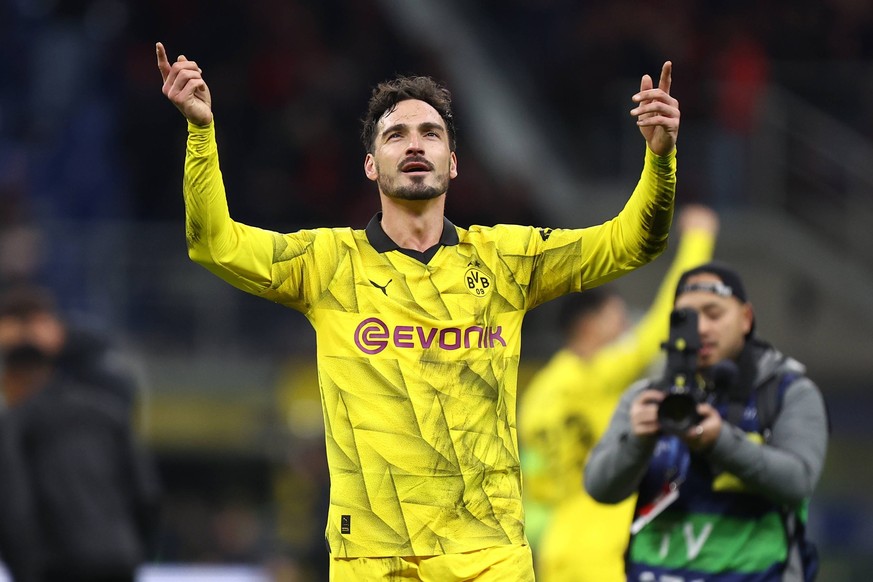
left=0, top=286, right=161, bottom=582
left=0, top=348, right=42, bottom=582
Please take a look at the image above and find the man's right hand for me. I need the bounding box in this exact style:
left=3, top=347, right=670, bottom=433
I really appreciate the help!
left=156, top=42, right=213, bottom=127
left=630, top=389, right=666, bottom=437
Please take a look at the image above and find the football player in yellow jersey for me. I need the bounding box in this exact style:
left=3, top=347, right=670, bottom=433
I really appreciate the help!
left=157, top=41, right=681, bottom=581
left=519, top=205, right=719, bottom=582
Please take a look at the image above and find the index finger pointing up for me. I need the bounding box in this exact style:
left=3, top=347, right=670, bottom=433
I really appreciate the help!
left=156, top=42, right=171, bottom=83
left=658, top=61, right=673, bottom=95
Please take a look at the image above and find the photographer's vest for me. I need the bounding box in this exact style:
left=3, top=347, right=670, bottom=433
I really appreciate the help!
left=627, top=371, right=818, bottom=582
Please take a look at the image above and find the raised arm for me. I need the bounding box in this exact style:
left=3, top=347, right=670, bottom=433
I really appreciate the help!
left=526, top=63, right=682, bottom=305
left=584, top=205, right=718, bottom=397
left=156, top=42, right=281, bottom=298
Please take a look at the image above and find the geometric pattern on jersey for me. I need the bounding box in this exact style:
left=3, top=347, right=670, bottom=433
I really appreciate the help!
left=269, top=218, right=590, bottom=557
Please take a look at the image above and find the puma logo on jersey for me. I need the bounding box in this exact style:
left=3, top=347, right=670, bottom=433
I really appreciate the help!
left=369, top=279, right=392, bottom=296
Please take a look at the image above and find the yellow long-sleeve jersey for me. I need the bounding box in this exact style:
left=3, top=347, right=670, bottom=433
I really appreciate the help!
left=182, top=121, right=676, bottom=558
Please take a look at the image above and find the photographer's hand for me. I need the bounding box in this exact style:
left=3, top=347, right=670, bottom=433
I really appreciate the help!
left=630, top=390, right=665, bottom=437
left=684, top=403, right=723, bottom=451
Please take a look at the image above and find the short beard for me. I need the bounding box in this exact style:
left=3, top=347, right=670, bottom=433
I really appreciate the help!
left=384, top=181, right=444, bottom=201
left=377, top=167, right=449, bottom=201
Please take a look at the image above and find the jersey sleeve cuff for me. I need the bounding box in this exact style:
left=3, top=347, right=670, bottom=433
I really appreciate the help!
left=186, top=120, right=216, bottom=156
left=645, top=145, right=677, bottom=169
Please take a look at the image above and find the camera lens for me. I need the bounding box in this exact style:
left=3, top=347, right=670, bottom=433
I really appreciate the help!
left=658, top=392, right=698, bottom=434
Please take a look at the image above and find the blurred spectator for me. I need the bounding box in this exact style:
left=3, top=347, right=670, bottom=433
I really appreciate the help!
left=0, top=286, right=141, bottom=412
left=707, top=16, right=771, bottom=208
left=0, top=285, right=161, bottom=582
left=0, top=375, right=40, bottom=582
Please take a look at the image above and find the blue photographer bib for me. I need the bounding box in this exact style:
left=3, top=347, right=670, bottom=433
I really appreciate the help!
left=628, top=386, right=789, bottom=581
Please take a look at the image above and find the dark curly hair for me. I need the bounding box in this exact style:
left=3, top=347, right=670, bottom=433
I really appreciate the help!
left=360, top=75, right=456, bottom=154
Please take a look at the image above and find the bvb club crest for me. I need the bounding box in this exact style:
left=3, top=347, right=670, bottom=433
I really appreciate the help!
left=465, top=263, right=492, bottom=298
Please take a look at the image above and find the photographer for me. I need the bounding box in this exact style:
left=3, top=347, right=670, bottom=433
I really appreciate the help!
left=584, top=262, right=829, bottom=582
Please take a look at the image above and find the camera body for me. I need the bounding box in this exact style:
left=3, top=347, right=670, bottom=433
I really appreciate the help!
left=656, top=308, right=707, bottom=435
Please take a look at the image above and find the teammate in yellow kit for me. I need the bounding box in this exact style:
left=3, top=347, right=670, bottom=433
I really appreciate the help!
left=157, top=41, right=681, bottom=581
left=520, top=205, right=718, bottom=581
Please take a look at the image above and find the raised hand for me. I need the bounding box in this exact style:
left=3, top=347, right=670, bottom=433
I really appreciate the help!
left=677, top=204, right=719, bottom=236
left=156, top=42, right=213, bottom=126
left=630, top=61, right=680, bottom=156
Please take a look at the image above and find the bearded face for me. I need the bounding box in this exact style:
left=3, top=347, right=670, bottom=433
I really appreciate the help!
left=364, top=99, right=457, bottom=201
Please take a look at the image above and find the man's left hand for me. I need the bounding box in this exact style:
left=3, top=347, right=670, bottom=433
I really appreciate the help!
left=684, top=402, right=722, bottom=451
left=631, top=61, right=680, bottom=156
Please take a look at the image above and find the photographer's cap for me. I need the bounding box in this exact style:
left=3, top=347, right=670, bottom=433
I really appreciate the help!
left=675, top=261, right=755, bottom=336
left=675, top=261, right=748, bottom=304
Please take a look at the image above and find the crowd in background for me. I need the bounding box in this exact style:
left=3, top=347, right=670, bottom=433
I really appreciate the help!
left=1, top=0, right=872, bottom=307
left=2, top=1, right=871, bottom=229
left=460, top=0, right=873, bottom=205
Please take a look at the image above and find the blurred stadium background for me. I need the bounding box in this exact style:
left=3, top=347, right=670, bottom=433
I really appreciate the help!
left=2, top=0, right=872, bottom=580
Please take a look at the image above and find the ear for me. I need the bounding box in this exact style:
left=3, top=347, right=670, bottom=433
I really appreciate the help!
left=364, top=153, right=378, bottom=182
left=741, top=303, right=754, bottom=335
left=449, top=152, right=458, bottom=179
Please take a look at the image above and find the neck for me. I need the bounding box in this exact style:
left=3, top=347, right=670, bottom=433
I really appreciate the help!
left=379, top=195, right=446, bottom=252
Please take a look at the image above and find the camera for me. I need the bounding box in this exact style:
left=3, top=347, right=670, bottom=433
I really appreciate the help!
left=656, top=308, right=707, bottom=435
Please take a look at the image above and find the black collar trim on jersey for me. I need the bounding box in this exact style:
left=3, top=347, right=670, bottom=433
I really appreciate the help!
left=365, top=212, right=459, bottom=263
